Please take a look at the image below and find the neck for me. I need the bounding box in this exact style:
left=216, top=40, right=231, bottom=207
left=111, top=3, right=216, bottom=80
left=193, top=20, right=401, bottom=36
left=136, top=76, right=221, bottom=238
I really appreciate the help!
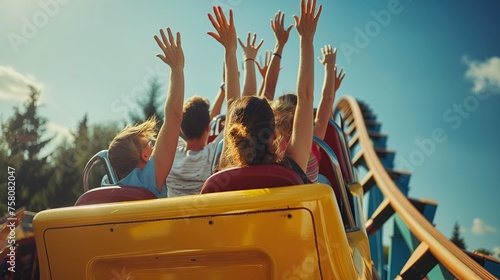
left=186, top=138, right=207, bottom=151
left=137, top=161, right=147, bottom=170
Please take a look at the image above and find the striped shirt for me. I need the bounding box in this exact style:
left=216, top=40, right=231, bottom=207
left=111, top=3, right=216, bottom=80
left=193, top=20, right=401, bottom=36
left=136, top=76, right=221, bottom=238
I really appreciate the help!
left=306, top=145, right=321, bottom=183
left=166, top=134, right=223, bottom=197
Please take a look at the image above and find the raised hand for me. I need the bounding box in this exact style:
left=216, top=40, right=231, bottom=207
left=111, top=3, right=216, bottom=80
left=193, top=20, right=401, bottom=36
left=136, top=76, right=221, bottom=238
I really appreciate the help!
left=238, top=32, right=264, bottom=61
left=239, top=32, right=263, bottom=96
left=207, top=6, right=237, bottom=51
left=154, top=28, right=184, bottom=68
left=257, top=50, right=284, bottom=78
left=293, top=0, right=322, bottom=40
left=318, top=44, right=345, bottom=92
left=315, top=44, right=339, bottom=140
left=207, top=6, right=240, bottom=105
left=258, top=9, right=291, bottom=100
left=256, top=50, right=272, bottom=78
left=318, top=45, right=336, bottom=66
left=334, top=66, right=346, bottom=93
left=272, top=10, right=293, bottom=48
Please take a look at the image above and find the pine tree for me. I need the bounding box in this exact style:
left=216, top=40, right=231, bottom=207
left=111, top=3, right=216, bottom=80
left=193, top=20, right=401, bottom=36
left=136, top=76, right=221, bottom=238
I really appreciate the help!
left=85, top=122, right=120, bottom=187
left=50, top=115, right=119, bottom=207
left=1, top=86, right=55, bottom=211
left=128, top=78, right=164, bottom=131
left=450, top=221, right=467, bottom=250
left=49, top=115, right=91, bottom=207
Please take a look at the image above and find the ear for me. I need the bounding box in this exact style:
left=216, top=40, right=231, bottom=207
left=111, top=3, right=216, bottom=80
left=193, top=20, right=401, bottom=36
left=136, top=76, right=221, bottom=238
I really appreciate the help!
left=140, top=149, right=150, bottom=163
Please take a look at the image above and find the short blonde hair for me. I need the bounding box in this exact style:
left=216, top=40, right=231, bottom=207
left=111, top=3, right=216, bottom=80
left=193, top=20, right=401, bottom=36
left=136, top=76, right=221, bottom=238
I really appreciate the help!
left=108, top=116, right=158, bottom=179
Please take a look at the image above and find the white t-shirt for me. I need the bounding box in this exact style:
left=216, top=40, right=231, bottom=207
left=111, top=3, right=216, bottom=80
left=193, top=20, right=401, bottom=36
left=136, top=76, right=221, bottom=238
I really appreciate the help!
left=166, top=133, right=223, bottom=197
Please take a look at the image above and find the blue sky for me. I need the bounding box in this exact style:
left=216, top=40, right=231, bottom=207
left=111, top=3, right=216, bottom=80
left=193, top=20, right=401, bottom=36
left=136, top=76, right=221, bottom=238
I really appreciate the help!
left=1, top=0, right=499, bottom=256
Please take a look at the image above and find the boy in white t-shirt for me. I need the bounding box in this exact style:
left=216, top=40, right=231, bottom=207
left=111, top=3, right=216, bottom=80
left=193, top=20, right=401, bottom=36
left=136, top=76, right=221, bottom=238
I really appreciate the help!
left=166, top=93, right=224, bottom=197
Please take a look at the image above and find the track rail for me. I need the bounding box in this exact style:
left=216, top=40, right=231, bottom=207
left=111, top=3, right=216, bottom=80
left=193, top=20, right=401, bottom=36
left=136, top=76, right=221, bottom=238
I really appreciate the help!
left=336, top=96, right=497, bottom=279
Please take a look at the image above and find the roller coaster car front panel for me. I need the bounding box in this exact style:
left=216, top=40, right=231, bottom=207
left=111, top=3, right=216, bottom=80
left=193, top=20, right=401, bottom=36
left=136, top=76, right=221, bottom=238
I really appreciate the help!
left=33, top=184, right=371, bottom=279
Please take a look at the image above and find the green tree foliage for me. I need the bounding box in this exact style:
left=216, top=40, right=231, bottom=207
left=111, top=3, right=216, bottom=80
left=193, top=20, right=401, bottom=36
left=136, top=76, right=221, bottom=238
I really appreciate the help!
left=128, top=78, right=164, bottom=131
left=1, top=86, right=55, bottom=211
left=49, top=115, right=119, bottom=207
left=82, top=122, right=120, bottom=187
left=49, top=114, right=92, bottom=207
left=1, top=86, right=120, bottom=213
left=450, top=221, right=467, bottom=250
left=0, top=133, right=10, bottom=214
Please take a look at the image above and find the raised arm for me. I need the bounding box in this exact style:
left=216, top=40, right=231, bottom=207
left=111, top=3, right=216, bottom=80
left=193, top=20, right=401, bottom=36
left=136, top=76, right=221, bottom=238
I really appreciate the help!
left=256, top=50, right=272, bottom=79
left=329, top=66, right=346, bottom=119
left=153, top=28, right=185, bottom=191
left=210, top=62, right=226, bottom=119
left=238, top=32, right=263, bottom=96
left=207, top=7, right=240, bottom=170
left=286, top=0, right=322, bottom=172
left=207, top=7, right=239, bottom=107
left=314, top=45, right=339, bottom=140
left=256, top=50, right=272, bottom=95
left=260, top=10, right=293, bottom=100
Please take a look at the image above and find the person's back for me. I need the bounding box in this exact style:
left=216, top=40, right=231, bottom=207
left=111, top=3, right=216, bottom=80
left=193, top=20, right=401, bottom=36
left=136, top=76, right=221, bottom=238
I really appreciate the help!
left=167, top=96, right=223, bottom=197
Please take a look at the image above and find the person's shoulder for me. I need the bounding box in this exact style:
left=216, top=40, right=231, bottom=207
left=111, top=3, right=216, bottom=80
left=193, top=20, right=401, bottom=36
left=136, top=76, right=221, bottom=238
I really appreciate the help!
left=118, top=167, right=142, bottom=187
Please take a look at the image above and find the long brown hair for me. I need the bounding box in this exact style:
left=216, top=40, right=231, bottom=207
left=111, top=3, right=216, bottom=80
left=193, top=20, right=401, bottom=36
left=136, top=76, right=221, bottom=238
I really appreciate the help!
left=220, top=96, right=277, bottom=169
left=272, top=93, right=297, bottom=157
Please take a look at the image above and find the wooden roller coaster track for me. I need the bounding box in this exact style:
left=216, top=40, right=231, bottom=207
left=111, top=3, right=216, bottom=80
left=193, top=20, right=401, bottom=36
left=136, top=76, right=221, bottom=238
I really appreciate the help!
left=336, top=96, right=497, bottom=279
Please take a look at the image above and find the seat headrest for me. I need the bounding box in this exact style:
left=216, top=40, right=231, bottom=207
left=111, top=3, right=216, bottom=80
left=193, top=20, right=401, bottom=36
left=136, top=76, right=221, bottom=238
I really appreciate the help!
left=201, top=164, right=304, bottom=194
left=323, top=120, right=352, bottom=184
left=75, top=185, right=157, bottom=206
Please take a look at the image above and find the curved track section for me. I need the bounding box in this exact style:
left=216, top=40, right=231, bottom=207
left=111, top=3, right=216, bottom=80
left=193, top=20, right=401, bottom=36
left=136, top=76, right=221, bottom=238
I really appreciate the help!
left=335, top=96, right=496, bottom=280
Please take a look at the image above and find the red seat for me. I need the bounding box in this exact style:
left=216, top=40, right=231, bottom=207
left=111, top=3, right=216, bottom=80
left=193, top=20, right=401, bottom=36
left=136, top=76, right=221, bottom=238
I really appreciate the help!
left=200, top=164, right=304, bottom=194
left=316, top=138, right=342, bottom=199
left=314, top=136, right=355, bottom=228
left=323, top=119, right=353, bottom=184
left=74, top=185, right=157, bottom=206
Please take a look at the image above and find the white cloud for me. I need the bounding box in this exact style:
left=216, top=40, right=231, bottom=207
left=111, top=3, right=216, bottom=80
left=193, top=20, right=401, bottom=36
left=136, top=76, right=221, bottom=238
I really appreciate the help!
left=0, top=66, right=43, bottom=102
left=463, top=56, right=500, bottom=94
left=471, top=218, right=497, bottom=235
left=493, top=246, right=500, bottom=258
